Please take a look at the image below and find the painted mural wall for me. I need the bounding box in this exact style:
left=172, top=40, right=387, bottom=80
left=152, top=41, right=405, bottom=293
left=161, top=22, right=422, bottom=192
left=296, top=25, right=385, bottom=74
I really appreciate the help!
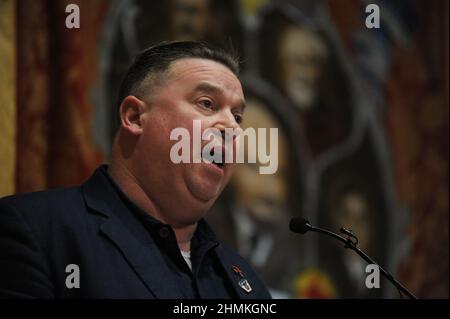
left=0, top=0, right=448, bottom=298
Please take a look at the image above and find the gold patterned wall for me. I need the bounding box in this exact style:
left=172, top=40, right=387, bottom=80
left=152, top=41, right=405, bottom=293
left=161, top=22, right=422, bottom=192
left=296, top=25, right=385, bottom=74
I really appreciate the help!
left=0, top=0, right=16, bottom=197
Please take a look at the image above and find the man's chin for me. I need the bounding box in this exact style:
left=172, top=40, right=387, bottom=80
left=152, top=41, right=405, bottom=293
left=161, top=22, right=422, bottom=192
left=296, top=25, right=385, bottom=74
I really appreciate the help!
left=185, top=173, right=225, bottom=203
left=189, top=187, right=221, bottom=204
left=186, top=186, right=225, bottom=213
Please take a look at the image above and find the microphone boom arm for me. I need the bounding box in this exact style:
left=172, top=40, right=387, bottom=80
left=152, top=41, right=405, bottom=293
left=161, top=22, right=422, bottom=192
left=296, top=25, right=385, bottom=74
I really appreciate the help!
left=307, top=224, right=417, bottom=299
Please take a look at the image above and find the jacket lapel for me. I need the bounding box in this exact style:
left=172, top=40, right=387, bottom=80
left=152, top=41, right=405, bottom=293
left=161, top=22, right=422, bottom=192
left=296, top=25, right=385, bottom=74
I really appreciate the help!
left=81, top=167, right=182, bottom=298
left=98, top=216, right=182, bottom=298
left=214, top=245, right=256, bottom=299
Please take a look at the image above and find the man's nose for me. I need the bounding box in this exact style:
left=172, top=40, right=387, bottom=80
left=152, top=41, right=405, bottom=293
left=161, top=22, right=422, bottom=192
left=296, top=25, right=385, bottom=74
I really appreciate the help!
left=214, top=110, right=240, bottom=138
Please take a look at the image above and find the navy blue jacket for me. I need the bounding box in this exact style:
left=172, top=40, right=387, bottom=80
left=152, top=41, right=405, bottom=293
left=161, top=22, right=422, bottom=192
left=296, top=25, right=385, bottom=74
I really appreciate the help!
left=0, top=167, right=271, bottom=299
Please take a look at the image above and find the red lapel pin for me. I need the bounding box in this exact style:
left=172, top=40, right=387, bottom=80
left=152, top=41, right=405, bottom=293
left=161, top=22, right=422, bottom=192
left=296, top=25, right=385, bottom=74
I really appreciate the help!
left=232, top=265, right=244, bottom=278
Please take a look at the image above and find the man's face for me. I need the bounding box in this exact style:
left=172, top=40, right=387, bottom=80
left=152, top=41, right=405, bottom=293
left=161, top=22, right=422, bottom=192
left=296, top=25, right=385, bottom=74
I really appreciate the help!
left=133, top=58, right=244, bottom=225
left=279, top=26, right=328, bottom=111
left=170, top=0, right=211, bottom=41
left=333, top=192, right=372, bottom=252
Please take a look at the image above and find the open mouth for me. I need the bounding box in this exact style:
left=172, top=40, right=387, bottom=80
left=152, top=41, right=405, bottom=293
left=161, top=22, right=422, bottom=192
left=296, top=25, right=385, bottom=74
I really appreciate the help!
left=212, top=159, right=224, bottom=169
left=204, top=148, right=225, bottom=170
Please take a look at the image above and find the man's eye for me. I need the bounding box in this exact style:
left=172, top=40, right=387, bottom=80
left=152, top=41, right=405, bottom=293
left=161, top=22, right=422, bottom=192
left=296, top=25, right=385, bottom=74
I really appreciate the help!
left=199, top=99, right=214, bottom=109
left=234, top=114, right=243, bottom=124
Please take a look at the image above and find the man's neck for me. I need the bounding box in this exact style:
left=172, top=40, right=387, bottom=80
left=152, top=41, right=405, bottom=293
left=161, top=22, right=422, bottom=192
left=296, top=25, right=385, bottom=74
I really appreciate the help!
left=173, top=225, right=196, bottom=251
left=107, top=161, right=197, bottom=251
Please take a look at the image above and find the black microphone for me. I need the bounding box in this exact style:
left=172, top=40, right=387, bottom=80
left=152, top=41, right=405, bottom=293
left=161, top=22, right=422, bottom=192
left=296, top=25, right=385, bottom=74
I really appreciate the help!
left=289, top=217, right=417, bottom=299
left=289, top=217, right=312, bottom=234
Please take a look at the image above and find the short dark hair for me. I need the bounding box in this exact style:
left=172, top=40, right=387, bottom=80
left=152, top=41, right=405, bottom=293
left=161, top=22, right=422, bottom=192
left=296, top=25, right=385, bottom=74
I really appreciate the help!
left=116, top=41, right=240, bottom=109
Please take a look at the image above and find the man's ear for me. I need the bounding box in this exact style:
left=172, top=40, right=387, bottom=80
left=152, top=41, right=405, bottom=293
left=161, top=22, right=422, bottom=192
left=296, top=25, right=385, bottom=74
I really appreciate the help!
left=118, top=95, right=147, bottom=136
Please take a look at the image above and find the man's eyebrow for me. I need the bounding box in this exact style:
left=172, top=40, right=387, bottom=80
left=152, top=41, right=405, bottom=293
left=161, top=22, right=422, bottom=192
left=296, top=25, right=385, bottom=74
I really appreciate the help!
left=193, top=82, right=224, bottom=96
left=193, top=82, right=246, bottom=111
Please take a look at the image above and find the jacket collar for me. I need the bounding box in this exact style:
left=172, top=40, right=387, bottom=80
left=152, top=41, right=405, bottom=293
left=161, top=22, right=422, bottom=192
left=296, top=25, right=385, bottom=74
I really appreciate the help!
left=81, top=166, right=184, bottom=298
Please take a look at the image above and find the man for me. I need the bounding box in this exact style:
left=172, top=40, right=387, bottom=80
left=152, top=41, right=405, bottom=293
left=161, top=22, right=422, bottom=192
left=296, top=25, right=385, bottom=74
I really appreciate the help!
left=0, top=41, right=271, bottom=298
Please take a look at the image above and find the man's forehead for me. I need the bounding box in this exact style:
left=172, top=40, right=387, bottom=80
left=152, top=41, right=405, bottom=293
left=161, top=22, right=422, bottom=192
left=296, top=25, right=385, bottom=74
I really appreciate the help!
left=168, top=58, right=241, bottom=87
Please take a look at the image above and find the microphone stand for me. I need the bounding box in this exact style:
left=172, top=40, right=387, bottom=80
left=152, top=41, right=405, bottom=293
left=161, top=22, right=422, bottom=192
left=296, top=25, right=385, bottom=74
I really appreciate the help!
left=307, top=223, right=417, bottom=299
